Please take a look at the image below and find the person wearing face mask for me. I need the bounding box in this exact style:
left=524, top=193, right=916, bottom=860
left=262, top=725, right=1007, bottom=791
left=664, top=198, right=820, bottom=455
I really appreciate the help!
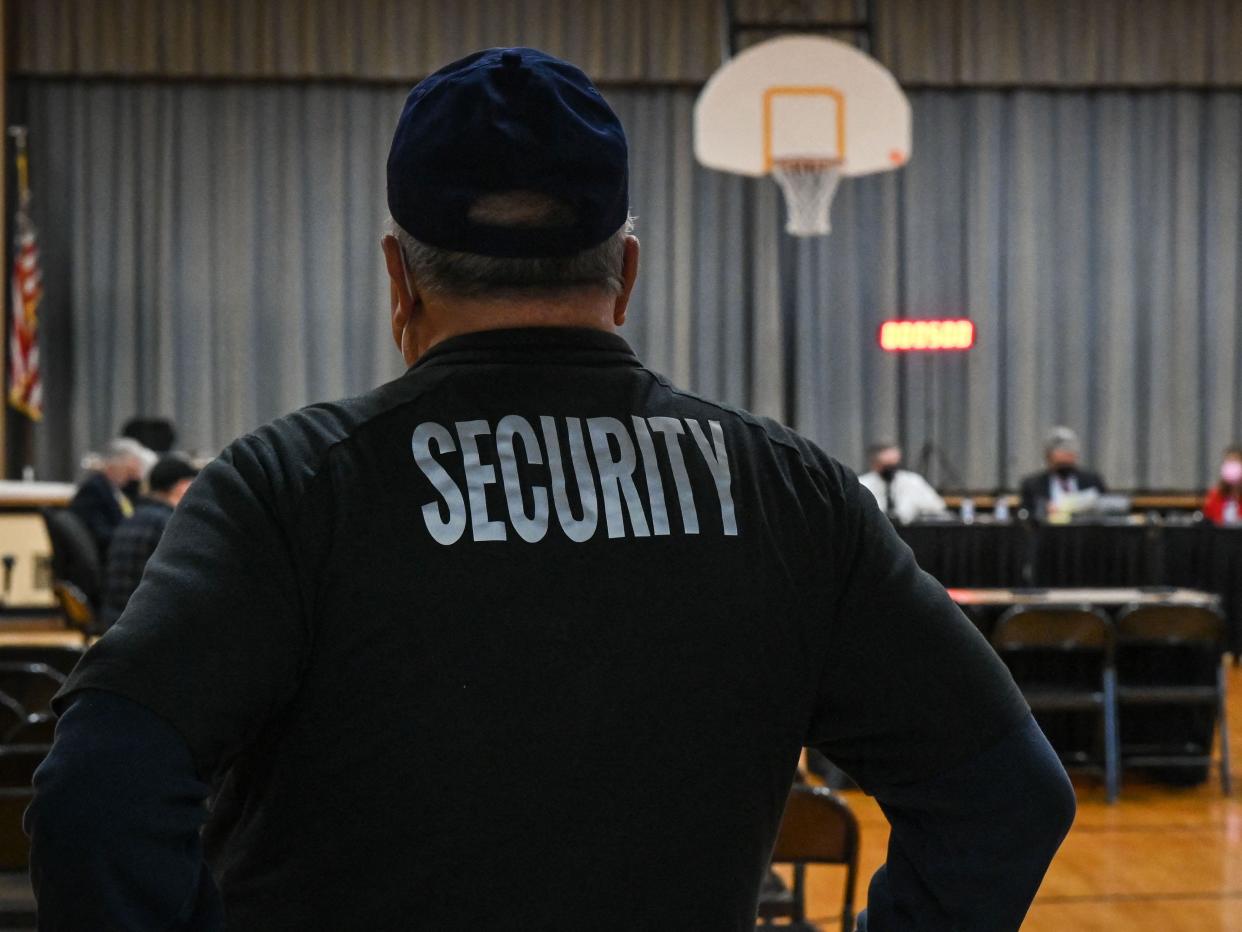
left=858, top=441, right=947, bottom=524
left=1203, top=447, right=1242, bottom=526
left=68, top=437, right=154, bottom=560
left=1019, top=426, right=1108, bottom=518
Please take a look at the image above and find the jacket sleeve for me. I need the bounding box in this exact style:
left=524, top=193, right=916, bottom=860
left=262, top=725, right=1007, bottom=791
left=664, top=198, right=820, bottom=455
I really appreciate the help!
left=26, top=689, right=222, bottom=931
left=856, top=714, right=1075, bottom=931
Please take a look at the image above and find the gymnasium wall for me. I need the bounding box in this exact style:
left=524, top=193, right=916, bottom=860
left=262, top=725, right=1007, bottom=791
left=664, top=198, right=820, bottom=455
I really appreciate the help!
left=10, top=2, right=1242, bottom=489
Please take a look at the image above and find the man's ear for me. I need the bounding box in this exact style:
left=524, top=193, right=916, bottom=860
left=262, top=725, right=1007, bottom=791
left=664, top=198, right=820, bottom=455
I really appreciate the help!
left=381, top=234, right=417, bottom=360
left=612, top=235, right=640, bottom=326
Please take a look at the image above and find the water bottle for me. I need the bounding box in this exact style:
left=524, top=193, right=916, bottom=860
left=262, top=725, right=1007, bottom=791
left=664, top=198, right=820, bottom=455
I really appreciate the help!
left=993, top=495, right=1010, bottom=523
left=1225, top=499, right=1239, bottom=526
left=960, top=497, right=976, bottom=525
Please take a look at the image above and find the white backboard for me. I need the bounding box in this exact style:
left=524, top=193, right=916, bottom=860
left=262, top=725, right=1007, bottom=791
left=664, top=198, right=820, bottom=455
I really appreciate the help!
left=694, top=35, right=911, bottom=178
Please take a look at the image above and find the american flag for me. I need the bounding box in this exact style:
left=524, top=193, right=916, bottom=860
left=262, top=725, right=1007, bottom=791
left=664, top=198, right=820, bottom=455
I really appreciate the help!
left=8, top=135, right=42, bottom=422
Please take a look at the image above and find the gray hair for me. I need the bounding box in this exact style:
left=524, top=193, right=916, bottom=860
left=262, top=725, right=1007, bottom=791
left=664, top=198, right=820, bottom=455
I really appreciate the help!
left=389, top=192, right=634, bottom=299
left=80, top=437, right=155, bottom=476
left=1044, top=426, right=1081, bottom=457
left=104, top=437, right=149, bottom=464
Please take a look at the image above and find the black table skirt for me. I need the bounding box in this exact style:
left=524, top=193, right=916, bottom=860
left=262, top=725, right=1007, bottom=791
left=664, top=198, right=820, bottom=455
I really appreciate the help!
left=896, top=520, right=1235, bottom=786
left=896, top=521, right=1242, bottom=655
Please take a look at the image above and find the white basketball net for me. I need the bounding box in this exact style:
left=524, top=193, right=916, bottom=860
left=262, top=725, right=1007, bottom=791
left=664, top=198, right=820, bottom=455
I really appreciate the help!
left=771, top=158, right=844, bottom=237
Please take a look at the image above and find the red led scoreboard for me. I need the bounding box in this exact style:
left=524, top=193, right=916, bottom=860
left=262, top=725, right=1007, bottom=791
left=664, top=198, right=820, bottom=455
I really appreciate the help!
left=878, top=318, right=975, bottom=352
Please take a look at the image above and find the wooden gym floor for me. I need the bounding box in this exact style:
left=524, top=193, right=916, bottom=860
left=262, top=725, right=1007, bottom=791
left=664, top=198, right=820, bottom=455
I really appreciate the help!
left=798, top=665, right=1242, bottom=931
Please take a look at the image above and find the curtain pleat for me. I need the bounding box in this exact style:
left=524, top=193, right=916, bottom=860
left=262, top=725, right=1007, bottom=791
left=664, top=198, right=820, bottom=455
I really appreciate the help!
left=22, top=80, right=1242, bottom=492
left=13, top=0, right=1242, bottom=87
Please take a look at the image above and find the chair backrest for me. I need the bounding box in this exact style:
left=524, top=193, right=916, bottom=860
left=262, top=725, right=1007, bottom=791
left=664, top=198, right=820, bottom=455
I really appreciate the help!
left=0, top=698, right=23, bottom=741
left=992, top=605, right=1112, bottom=653
left=1115, top=604, right=1225, bottom=650
left=0, top=663, right=66, bottom=715
left=0, top=646, right=84, bottom=677
left=41, top=508, right=102, bottom=606
left=0, top=745, right=49, bottom=788
left=3, top=716, right=55, bottom=746
left=52, top=581, right=96, bottom=637
left=0, top=789, right=33, bottom=870
left=771, top=785, right=859, bottom=866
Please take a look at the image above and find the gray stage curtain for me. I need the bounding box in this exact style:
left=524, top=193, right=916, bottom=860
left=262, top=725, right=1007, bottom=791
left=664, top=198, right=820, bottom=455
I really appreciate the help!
left=14, top=0, right=1242, bottom=87
left=22, top=79, right=1242, bottom=490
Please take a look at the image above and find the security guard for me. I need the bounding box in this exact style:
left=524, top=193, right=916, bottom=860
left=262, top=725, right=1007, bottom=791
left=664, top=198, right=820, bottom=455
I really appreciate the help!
left=28, top=49, right=1073, bottom=931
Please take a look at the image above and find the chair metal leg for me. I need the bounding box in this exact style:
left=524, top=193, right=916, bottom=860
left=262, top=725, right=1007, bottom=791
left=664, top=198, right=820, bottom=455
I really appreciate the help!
left=1103, top=668, right=1121, bottom=803
left=1218, top=665, right=1232, bottom=796
left=790, top=863, right=806, bottom=923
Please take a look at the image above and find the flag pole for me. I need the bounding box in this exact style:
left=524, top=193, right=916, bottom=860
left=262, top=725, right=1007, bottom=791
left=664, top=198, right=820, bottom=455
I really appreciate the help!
left=7, top=125, right=41, bottom=479
left=0, top=3, right=7, bottom=477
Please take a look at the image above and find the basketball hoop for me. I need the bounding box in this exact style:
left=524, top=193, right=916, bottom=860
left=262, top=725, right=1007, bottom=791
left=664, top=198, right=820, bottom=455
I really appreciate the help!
left=693, top=36, right=912, bottom=241
left=770, top=158, right=843, bottom=237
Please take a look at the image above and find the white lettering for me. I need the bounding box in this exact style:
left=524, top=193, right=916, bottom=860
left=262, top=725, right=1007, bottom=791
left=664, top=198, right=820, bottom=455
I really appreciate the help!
left=455, top=419, right=506, bottom=542
left=647, top=416, right=699, bottom=534
left=588, top=417, right=651, bottom=539
left=495, top=415, right=549, bottom=544
left=687, top=419, right=738, bottom=536
left=542, top=416, right=599, bottom=543
left=631, top=416, right=670, bottom=536
left=411, top=422, right=468, bottom=545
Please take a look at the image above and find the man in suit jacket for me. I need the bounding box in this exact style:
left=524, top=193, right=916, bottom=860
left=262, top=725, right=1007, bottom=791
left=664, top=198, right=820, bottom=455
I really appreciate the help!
left=1019, top=426, right=1107, bottom=517
left=69, top=438, right=151, bottom=559
left=99, top=456, right=199, bottom=631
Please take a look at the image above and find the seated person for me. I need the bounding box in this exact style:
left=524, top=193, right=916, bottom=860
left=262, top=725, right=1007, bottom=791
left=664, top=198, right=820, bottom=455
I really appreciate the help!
left=1203, top=446, right=1242, bottom=526
left=858, top=441, right=947, bottom=524
left=69, top=438, right=152, bottom=559
left=1019, top=426, right=1107, bottom=517
left=99, top=457, right=199, bottom=631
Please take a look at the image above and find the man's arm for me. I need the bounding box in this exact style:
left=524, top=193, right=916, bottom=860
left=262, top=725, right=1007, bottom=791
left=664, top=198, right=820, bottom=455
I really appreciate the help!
left=27, top=690, right=222, bottom=930
left=857, top=714, right=1074, bottom=931
left=30, top=439, right=319, bottom=927
left=807, top=466, right=1073, bottom=930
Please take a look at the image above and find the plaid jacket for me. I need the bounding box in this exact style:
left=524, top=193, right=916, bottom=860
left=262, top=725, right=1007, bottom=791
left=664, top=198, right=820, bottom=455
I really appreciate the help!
left=100, top=499, right=174, bottom=630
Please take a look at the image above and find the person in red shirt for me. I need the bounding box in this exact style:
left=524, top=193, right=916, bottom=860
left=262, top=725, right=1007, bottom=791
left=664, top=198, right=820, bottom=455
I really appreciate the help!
left=1203, top=446, right=1242, bottom=525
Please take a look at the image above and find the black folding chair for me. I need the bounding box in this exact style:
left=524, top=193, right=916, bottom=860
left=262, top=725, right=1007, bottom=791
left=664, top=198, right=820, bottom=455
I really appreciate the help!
left=992, top=605, right=1120, bottom=803
left=51, top=581, right=96, bottom=640
left=0, top=698, right=24, bottom=746
left=3, top=716, right=54, bottom=746
left=0, top=646, right=84, bottom=677
left=1115, top=603, right=1232, bottom=795
left=0, top=745, right=49, bottom=789
left=41, top=508, right=102, bottom=624
left=757, top=786, right=859, bottom=932
left=0, top=745, right=48, bottom=876
left=0, top=662, right=66, bottom=716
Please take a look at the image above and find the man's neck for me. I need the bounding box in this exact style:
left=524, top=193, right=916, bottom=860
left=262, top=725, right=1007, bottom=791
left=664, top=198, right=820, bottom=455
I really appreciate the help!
left=412, top=294, right=617, bottom=362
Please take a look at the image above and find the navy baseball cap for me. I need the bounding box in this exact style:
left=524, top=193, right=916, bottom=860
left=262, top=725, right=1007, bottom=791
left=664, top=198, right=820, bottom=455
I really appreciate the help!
left=387, top=48, right=629, bottom=259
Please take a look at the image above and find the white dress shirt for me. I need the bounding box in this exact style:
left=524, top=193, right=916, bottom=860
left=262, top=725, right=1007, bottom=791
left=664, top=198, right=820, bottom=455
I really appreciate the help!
left=859, top=469, right=948, bottom=524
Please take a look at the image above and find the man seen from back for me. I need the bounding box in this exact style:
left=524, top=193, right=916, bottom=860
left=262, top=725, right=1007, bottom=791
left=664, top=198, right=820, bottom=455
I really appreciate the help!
left=99, top=456, right=200, bottom=631
left=28, top=48, right=1073, bottom=931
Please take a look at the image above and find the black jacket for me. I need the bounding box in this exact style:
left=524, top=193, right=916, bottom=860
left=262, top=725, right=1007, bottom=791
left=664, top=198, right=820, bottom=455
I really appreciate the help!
left=34, top=328, right=1069, bottom=931
left=1019, top=467, right=1107, bottom=515
left=68, top=472, right=130, bottom=559
left=100, top=499, right=174, bottom=630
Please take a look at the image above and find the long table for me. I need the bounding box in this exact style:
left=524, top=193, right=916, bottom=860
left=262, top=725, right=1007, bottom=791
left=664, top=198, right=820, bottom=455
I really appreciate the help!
left=898, top=520, right=1242, bottom=656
